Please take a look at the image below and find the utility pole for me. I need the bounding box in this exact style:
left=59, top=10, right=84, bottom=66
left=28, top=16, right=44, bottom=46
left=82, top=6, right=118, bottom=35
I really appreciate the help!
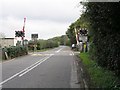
left=22, top=18, right=26, bottom=46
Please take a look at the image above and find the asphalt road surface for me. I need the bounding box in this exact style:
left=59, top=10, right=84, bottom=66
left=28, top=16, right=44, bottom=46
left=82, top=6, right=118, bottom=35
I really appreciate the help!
left=1, top=46, right=80, bottom=88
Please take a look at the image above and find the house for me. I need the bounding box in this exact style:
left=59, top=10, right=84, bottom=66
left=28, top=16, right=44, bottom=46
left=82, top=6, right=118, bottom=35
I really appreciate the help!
left=0, top=38, right=17, bottom=48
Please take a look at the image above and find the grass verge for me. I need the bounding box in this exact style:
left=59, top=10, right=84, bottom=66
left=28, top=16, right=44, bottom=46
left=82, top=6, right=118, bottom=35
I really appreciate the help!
left=79, top=52, right=120, bottom=89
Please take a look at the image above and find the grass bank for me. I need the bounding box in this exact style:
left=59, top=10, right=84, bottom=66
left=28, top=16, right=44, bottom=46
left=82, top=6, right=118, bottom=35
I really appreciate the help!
left=79, top=52, right=120, bottom=89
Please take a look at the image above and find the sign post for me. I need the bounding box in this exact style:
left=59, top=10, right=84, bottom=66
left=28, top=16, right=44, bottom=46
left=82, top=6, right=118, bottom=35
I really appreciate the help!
left=22, top=18, right=26, bottom=46
left=15, top=18, right=26, bottom=46
left=31, top=34, right=38, bottom=52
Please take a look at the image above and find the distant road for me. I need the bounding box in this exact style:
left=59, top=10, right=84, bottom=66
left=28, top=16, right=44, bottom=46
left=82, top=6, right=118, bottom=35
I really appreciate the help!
left=1, top=46, right=80, bottom=88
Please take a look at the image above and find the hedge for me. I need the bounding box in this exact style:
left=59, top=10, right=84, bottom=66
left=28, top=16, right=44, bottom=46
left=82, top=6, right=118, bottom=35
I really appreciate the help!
left=2, top=46, right=28, bottom=60
left=84, top=2, right=120, bottom=75
left=28, top=39, right=59, bottom=51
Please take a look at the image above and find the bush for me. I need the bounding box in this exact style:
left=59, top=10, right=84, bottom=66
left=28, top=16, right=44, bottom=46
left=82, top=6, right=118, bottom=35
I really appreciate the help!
left=37, top=40, right=58, bottom=50
left=80, top=53, right=120, bottom=89
left=84, top=2, right=120, bottom=75
left=2, top=46, right=28, bottom=60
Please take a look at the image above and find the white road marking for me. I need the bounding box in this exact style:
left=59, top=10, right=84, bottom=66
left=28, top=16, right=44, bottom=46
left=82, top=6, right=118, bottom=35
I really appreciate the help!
left=31, top=54, right=42, bottom=56
left=31, top=53, right=54, bottom=56
left=69, top=52, right=74, bottom=56
left=55, top=48, right=63, bottom=53
left=19, top=55, right=53, bottom=77
left=63, top=51, right=69, bottom=52
left=72, top=52, right=74, bottom=56
left=0, top=55, right=53, bottom=85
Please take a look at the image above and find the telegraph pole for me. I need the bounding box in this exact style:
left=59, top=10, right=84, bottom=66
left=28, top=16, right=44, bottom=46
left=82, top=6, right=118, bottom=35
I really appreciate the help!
left=22, top=18, right=26, bottom=46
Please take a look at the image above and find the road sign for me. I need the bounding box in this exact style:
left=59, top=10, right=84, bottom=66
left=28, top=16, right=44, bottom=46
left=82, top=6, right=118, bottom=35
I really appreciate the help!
left=79, top=35, right=88, bottom=43
left=15, top=31, right=25, bottom=37
left=79, top=28, right=88, bottom=36
left=31, top=34, right=38, bottom=39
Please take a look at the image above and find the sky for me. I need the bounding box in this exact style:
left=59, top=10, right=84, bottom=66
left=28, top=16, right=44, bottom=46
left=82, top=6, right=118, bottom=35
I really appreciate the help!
left=0, top=0, right=83, bottom=40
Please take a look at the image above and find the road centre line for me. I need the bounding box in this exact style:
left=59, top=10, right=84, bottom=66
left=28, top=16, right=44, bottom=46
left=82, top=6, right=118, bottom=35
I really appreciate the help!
left=0, top=55, right=53, bottom=85
left=72, top=52, right=74, bottom=56
left=19, top=55, right=53, bottom=77
left=69, top=52, right=74, bottom=56
left=31, top=53, right=54, bottom=56
left=55, top=48, right=63, bottom=53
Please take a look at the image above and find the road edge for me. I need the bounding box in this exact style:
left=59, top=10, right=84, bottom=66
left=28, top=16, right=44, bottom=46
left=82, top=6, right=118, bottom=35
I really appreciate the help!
left=74, top=52, right=91, bottom=89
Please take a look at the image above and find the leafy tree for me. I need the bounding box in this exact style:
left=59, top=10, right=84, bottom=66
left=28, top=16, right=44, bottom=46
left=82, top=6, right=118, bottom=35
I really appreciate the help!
left=66, top=13, right=89, bottom=46
left=66, top=1, right=120, bottom=76
left=66, top=23, right=76, bottom=45
left=83, top=2, right=120, bottom=75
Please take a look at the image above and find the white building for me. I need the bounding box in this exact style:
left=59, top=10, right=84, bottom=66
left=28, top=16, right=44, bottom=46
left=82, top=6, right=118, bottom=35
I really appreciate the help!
left=0, top=38, right=17, bottom=48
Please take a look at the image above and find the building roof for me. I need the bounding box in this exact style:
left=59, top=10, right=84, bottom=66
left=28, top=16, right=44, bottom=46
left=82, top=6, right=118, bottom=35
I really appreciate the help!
left=2, top=38, right=15, bottom=39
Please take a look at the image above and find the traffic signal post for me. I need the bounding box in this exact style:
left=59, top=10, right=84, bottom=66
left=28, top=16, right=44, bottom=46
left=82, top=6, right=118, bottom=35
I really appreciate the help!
left=15, top=18, right=26, bottom=46
left=31, top=34, right=38, bottom=52
left=75, top=27, right=89, bottom=52
left=79, top=28, right=88, bottom=52
left=15, top=31, right=25, bottom=37
left=15, top=31, right=25, bottom=46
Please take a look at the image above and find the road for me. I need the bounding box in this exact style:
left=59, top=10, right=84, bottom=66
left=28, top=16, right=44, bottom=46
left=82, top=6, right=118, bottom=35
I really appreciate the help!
left=1, top=46, right=80, bottom=88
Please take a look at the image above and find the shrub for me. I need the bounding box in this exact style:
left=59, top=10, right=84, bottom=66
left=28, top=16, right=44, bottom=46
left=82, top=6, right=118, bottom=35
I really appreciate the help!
left=2, top=46, right=28, bottom=60
left=35, top=39, right=58, bottom=50
left=80, top=53, right=120, bottom=89
left=84, top=2, right=120, bottom=75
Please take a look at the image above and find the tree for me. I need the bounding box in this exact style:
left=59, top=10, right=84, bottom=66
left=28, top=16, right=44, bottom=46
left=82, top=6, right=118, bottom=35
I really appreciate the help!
left=83, top=2, right=120, bottom=75
left=66, top=23, right=76, bottom=45
left=0, top=32, right=5, bottom=38
left=66, top=1, right=120, bottom=75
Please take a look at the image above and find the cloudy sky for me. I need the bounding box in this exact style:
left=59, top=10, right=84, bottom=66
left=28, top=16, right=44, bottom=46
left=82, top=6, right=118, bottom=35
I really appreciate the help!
left=0, top=0, right=82, bottom=40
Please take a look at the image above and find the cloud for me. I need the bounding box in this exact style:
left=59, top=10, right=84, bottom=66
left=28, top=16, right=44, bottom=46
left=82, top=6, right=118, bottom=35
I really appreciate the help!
left=0, top=17, right=69, bottom=40
left=26, top=19, right=69, bottom=39
left=1, top=0, right=81, bottom=22
left=0, top=0, right=82, bottom=39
